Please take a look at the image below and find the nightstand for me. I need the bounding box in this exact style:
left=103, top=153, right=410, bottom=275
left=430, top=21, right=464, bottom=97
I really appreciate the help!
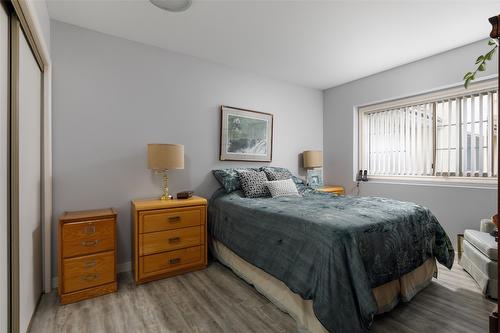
left=317, top=185, right=345, bottom=195
left=58, top=208, right=117, bottom=305
left=131, top=196, right=208, bottom=284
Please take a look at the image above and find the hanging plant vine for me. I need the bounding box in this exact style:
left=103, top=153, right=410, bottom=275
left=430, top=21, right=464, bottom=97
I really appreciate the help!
left=463, top=39, right=498, bottom=88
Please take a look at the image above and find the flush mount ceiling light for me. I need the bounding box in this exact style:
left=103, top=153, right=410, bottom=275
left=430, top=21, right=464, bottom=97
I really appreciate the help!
left=150, top=0, right=192, bottom=12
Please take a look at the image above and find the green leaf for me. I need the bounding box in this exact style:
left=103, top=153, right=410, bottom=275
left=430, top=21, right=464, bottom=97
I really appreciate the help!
left=485, top=48, right=496, bottom=60
left=463, top=72, right=473, bottom=80
left=489, top=39, right=497, bottom=46
left=478, top=63, right=486, bottom=72
left=464, top=78, right=471, bottom=89
left=475, top=55, right=484, bottom=64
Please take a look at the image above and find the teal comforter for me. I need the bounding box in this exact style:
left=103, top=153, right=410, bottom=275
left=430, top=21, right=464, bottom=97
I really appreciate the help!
left=208, top=188, right=454, bottom=332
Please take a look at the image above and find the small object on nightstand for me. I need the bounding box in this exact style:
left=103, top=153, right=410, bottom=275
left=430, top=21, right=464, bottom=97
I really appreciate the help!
left=58, top=208, right=117, bottom=305
left=131, top=196, right=208, bottom=284
left=356, top=170, right=363, bottom=182
left=362, top=170, right=368, bottom=182
left=317, top=185, right=345, bottom=195
left=177, top=191, right=193, bottom=199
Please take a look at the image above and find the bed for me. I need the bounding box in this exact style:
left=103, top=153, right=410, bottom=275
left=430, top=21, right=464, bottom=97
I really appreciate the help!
left=208, top=184, right=454, bottom=333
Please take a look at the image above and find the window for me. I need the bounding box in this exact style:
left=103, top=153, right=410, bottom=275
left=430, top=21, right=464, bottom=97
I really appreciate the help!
left=358, top=79, right=498, bottom=181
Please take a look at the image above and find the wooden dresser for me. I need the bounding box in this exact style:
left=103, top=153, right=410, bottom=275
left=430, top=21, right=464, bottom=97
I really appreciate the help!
left=132, top=196, right=207, bottom=284
left=58, top=208, right=117, bottom=305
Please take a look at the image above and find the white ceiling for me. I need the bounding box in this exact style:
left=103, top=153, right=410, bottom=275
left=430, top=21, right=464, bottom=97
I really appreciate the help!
left=47, top=0, right=500, bottom=90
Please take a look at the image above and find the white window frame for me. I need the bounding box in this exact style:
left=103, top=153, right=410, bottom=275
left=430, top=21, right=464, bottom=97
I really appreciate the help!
left=356, top=76, right=498, bottom=189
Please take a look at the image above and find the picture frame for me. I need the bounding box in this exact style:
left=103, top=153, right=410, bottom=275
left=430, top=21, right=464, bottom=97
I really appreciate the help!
left=220, top=105, right=273, bottom=162
left=306, top=168, right=324, bottom=188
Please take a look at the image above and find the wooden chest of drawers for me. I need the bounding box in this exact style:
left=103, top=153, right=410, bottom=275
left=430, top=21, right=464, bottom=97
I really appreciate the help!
left=58, top=208, right=117, bottom=304
left=132, top=197, right=207, bottom=284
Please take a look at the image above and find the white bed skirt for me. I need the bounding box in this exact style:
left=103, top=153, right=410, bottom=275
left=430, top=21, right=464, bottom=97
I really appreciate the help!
left=210, top=239, right=437, bottom=333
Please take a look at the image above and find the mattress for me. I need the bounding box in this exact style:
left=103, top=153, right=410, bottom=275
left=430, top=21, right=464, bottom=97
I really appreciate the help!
left=211, top=239, right=437, bottom=333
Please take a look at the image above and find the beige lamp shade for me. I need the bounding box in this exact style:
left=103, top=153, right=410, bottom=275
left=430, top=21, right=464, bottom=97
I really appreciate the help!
left=148, top=144, right=184, bottom=170
left=303, top=150, right=323, bottom=168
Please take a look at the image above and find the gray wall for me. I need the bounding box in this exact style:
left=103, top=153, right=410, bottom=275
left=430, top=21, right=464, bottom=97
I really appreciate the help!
left=324, top=39, right=498, bottom=242
left=32, top=0, right=50, bottom=50
left=51, top=21, right=323, bottom=277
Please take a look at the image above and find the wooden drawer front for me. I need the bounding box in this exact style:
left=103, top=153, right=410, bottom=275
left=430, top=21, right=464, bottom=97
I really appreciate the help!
left=140, top=246, right=203, bottom=277
left=139, top=226, right=203, bottom=256
left=62, top=219, right=115, bottom=258
left=139, top=207, right=202, bottom=233
left=62, top=251, right=115, bottom=293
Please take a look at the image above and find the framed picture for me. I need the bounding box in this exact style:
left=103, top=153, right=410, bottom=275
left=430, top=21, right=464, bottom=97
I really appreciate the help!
left=306, top=168, right=323, bottom=188
left=220, top=105, right=273, bottom=162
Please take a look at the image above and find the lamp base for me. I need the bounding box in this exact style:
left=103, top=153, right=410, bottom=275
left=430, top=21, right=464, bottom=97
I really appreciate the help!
left=158, top=170, right=172, bottom=200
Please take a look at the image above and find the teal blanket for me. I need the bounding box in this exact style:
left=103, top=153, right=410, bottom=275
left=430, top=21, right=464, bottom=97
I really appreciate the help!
left=208, top=189, right=454, bottom=332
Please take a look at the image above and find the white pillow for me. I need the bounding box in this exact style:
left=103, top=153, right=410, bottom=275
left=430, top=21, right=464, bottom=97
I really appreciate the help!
left=265, top=179, right=301, bottom=198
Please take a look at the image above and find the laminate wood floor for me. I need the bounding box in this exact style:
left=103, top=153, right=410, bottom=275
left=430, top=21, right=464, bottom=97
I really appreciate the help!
left=29, top=260, right=496, bottom=333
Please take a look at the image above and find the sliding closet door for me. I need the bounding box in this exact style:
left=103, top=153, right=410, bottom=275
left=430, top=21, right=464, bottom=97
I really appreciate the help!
left=0, top=3, right=9, bottom=333
left=12, top=16, right=43, bottom=333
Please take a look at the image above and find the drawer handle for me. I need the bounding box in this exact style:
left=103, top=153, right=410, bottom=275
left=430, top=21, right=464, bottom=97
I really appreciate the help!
left=84, top=260, right=97, bottom=268
left=81, top=240, right=99, bottom=247
left=168, top=216, right=181, bottom=223
left=83, top=224, right=96, bottom=235
left=168, top=237, right=181, bottom=244
left=169, top=258, right=181, bottom=265
left=81, top=273, right=99, bottom=281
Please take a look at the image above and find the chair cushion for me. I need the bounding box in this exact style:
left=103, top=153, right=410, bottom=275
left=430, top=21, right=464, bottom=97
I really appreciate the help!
left=464, top=229, right=497, bottom=261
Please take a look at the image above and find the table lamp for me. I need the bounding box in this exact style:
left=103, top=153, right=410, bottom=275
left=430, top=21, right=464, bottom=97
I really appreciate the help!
left=303, top=150, right=323, bottom=169
left=148, top=144, right=184, bottom=200
left=303, top=150, right=323, bottom=187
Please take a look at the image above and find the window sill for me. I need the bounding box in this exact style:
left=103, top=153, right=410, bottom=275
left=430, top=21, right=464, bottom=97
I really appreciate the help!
left=360, top=176, right=497, bottom=190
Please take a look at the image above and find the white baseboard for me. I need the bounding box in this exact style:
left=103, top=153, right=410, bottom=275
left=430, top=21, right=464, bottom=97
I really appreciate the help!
left=51, top=261, right=132, bottom=290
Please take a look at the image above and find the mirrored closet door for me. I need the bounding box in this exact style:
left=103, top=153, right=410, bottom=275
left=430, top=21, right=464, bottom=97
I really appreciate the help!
left=0, top=3, right=46, bottom=332
left=15, top=16, right=43, bottom=333
left=10, top=11, right=44, bottom=333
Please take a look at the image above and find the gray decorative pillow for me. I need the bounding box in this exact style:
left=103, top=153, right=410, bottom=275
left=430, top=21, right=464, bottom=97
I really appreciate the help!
left=212, top=168, right=258, bottom=193
left=264, top=169, right=293, bottom=181
left=260, top=166, right=305, bottom=185
left=237, top=170, right=270, bottom=198
left=265, top=179, right=300, bottom=198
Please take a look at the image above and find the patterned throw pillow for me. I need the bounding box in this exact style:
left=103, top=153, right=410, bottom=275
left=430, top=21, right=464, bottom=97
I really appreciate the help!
left=237, top=170, right=270, bottom=198
left=263, top=169, right=293, bottom=181
left=261, top=166, right=305, bottom=185
left=265, top=179, right=301, bottom=198
left=212, top=168, right=258, bottom=193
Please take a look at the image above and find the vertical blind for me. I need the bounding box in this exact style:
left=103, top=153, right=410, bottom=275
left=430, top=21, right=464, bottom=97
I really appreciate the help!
left=360, top=84, right=498, bottom=179
left=362, top=105, right=433, bottom=176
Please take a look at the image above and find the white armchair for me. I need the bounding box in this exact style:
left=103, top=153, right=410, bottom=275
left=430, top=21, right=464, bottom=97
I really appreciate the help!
left=460, top=219, right=497, bottom=299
